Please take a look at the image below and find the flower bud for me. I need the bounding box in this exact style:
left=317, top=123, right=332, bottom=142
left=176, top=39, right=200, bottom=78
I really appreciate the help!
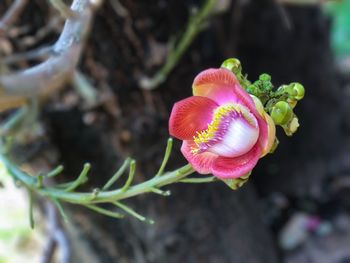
left=221, top=58, right=242, bottom=74
left=259, top=73, right=271, bottom=82
left=290, top=82, right=305, bottom=100
left=271, top=101, right=293, bottom=125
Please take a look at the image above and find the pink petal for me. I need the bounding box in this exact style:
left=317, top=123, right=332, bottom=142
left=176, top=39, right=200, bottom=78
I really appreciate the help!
left=169, top=96, right=218, bottom=140
left=211, top=144, right=261, bottom=179
left=192, top=68, right=257, bottom=112
left=193, top=68, right=239, bottom=88
left=181, top=140, right=218, bottom=174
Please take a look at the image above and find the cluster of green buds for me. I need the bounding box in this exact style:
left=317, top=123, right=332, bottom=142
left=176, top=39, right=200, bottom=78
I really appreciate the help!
left=270, top=83, right=304, bottom=136
left=221, top=58, right=305, bottom=139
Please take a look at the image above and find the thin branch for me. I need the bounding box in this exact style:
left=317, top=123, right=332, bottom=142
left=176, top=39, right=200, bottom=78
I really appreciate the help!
left=49, top=0, right=77, bottom=18
left=274, top=0, right=292, bottom=29
left=2, top=151, right=194, bottom=205
left=0, top=0, right=28, bottom=34
left=72, top=70, right=99, bottom=107
left=40, top=236, right=56, bottom=263
left=1, top=46, right=53, bottom=65
left=41, top=201, right=71, bottom=263
left=0, top=0, right=100, bottom=112
left=139, top=0, right=216, bottom=90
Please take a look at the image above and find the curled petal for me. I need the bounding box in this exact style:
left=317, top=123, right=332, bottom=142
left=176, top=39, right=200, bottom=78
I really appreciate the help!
left=250, top=95, right=276, bottom=157
left=250, top=95, right=265, bottom=116
left=181, top=140, right=218, bottom=174
left=192, top=68, right=256, bottom=112
left=260, top=112, right=276, bottom=157
left=169, top=96, right=218, bottom=140
left=211, top=144, right=261, bottom=179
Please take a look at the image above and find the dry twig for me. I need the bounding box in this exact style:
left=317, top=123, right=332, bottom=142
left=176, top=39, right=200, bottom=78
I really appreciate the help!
left=0, top=0, right=101, bottom=112
left=40, top=201, right=71, bottom=263
left=0, top=0, right=28, bottom=34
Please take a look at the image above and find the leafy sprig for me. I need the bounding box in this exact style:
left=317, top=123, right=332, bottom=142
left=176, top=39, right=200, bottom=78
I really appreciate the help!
left=0, top=138, right=203, bottom=225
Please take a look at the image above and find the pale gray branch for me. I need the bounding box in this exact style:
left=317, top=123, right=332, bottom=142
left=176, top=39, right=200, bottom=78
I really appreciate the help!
left=0, top=0, right=101, bottom=111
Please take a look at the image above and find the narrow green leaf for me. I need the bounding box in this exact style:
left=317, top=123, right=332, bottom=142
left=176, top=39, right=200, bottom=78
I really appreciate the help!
left=64, top=163, right=91, bottom=192
left=102, top=158, right=130, bottom=190
left=84, top=204, right=124, bottom=219
left=121, top=160, right=136, bottom=192
left=155, top=138, right=173, bottom=177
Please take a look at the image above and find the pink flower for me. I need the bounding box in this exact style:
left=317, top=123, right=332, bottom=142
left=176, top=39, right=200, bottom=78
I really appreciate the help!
left=169, top=68, right=275, bottom=179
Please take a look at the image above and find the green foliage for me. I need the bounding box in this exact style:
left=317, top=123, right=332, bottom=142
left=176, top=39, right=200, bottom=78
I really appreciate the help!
left=0, top=136, right=199, bottom=225
left=324, top=0, right=350, bottom=58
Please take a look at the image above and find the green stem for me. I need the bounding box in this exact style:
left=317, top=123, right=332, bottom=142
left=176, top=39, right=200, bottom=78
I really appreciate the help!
left=2, top=153, right=195, bottom=205
left=72, top=70, right=98, bottom=107
left=140, top=0, right=216, bottom=90
left=29, top=190, right=34, bottom=229
left=180, top=176, right=216, bottom=183
left=0, top=107, right=27, bottom=136
left=45, top=164, right=194, bottom=204
left=52, top=198, right=69, bottom=222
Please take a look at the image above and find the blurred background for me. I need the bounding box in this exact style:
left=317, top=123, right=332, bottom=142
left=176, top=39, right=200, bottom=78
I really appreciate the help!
left=1, top=0, right=350, bottom=262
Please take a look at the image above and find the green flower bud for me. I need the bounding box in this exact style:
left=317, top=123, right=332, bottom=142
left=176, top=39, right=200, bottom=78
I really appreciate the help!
left=247, top=85, right=257, bottom=95
left=221, top=58, right=242, bottom=73
left=271, top=101, right=293, bottom=125
left=259, top=73, right=271, bottom=82
left=290, top=82, right=305, bottom=100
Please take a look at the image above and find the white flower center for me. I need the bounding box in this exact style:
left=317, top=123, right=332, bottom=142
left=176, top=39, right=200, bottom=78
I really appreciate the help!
left=208, top=117, right=259, bottom=157
left=192, top=103, right=259, bottom=157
